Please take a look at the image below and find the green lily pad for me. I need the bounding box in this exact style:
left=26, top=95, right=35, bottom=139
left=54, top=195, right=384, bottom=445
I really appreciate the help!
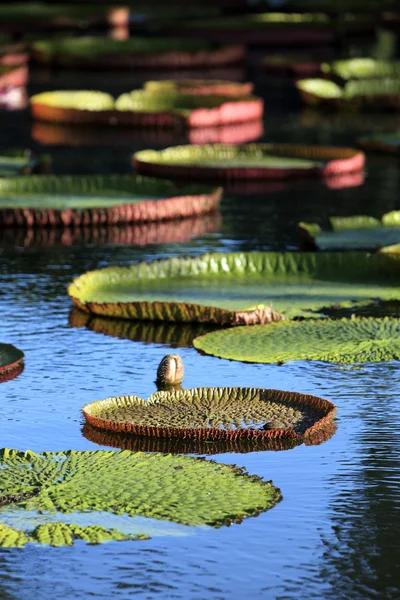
left=297, top=77, right=400, bottom=108
left=193, top=317, right=400, bottom=364
left=0, top=448, right=281, bottom=547
left=83, top=387, right=335, bottom=444
left=0, top=3, right=121, bottom=27
left=0, top=175, right=221, bottom=226
left=133, top=143, right=364, bottom=180
left=180, top=12, right=331, bottom=31
left=0, top=343, right=24, bottom=383
left=0, top=150, right=40, bottom=177
left=143, top=79, right=253, bottom=97
left=322, top=58, right=400, bottom=81
left=68, top=251, right=400, bottom=324
left=299, top=211, right=400, bottom=250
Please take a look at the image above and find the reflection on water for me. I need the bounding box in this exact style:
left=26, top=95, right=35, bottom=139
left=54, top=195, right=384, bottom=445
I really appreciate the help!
left=0, top=51, right=399, bottom=600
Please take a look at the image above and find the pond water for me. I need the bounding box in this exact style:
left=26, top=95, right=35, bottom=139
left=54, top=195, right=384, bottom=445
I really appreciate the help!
left=1, top=57, right=400, bottom=600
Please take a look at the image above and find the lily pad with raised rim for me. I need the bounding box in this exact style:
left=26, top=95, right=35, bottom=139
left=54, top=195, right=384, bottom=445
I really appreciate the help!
left=0, top=175, right=222, bottom=227
left=82, top=387, right=335, bottom=445
left=0, top=448, right=280, bottom=547
left=67, top=252, right=400, bottom=325
left=133, top=143, right=364, bottom=180
left=0, top=343, right=24, bottom=383
left=143, top=79, right=253, bottom=97
left=299, top=212, right=400, bottom=250
left=193, top=317, right=400, bottom=364
left=297, top=77, right=400, bottom=109
left=30, top=90, right=263, bottom=128
left=31, top=37, right=244, bottom=69
left=322, top=58, right=400, bottom=82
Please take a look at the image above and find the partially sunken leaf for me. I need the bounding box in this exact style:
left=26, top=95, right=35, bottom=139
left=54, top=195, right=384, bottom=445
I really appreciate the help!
left=83, top=387, right=335, bottom=444
left=0, top=448, right=280, bottom=547
left=68, top=252, right=400, bottom=325
left=0, top=343, right=24, bottom=383
left=194, top=317, right=400, bottom=364
left=299, top=212, right=400, bottom=250
left=133, top=143, right=364, bottom=180
left=0, top=175, right=221, bottom=226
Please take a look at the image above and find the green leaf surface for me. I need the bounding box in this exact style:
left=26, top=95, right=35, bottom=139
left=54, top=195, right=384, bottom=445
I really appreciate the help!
left=297, top=77, right=400, bottom=99
left=0, top=343, right=24, bottom=371
left=193, top=317, right=400, bottom=364
left=322, top=58, right=400, bottom=81
left=0, top=448, right=280, bottom=547
left=68, top=252, right=400, bottom=322
left=0, top=174, right=216, bottom=210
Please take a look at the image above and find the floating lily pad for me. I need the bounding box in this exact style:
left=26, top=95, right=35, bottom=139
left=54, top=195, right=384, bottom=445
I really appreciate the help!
left=0, top=150, right=43, bottom=177
left=0, top=448, right=280, bottom=547
left=30, top=90, right=263, bottom=128
left=0, top=64, right=27, bottom=87
left=83, top=420, right=337, bottom=454
left=297, top=77, right=400, bottom=109
left=358, top=133, right=400, bottom=154
left=67, top=251, right=400, bottom=325
left=193, top=317, right=400, bottom=364
left=0, top=343, right=24, bottom=383
left=143, top=79, right=253, bottom=96
left=0, top=175, right=221, bottom=227
left=322, top=58, right=400, bottom=82
left=31, top=37, right=244, bottom=69
left=133, top=143, right=364, bottom=180
left=262, top=53, right=324, bottom=77
left=299, top=212, right=400, bottom=250
left=83, top=387, right=335, bottom=446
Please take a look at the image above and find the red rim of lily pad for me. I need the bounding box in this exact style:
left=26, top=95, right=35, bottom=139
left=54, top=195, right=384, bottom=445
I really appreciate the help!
left=0, top=343, right=24, bottom=383
left=30, top=94, right=263, bottom=129
left=32, top=44, right=245, bottom=69
left=133, top=143, right=365, bottom=181
left=82, top=419, right=337, bottom=454
left=82, top=387, right=336, bottom=443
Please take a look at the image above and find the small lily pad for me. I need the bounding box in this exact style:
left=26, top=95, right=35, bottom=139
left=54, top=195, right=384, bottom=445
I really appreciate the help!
left=143, top=79, right=253, bottom=96
left=194, top=317, right=400, bottom=364
left=0, top=175, right=221, bottom=227
left=322, top=58, right=400, bottom=82
left=297, top=77, right=400, bottom=109
left=68, top=251, right=400, bottom=325
left=0, top=343, right=24, bottom=383
left=0, top=448, right=281, bottom=547
left=0, top=149, right=42, bottom=177
left=83, top=387, right=335, bottom=444
left=299, top=211, right=400, bottom=250
left=133, top=143, right=364, bottom=180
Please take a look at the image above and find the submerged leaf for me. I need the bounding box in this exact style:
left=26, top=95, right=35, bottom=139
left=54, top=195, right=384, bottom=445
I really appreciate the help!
left=194, top=317, right=400, bottom=364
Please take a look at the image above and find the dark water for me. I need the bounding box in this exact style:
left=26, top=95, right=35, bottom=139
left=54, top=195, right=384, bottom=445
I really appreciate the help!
left=1, top=56, right=400, bottom=600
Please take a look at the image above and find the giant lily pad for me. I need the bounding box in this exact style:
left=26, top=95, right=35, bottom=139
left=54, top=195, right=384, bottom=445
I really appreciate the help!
left=0, top=175, right=221, bottom=227
left=0, top=343, right=24, bottom=383
left=83, top=387, right=335, bottom=445
left=31, top=37, right=244, bottom=69
left=133, top=143, right=364, bottom=180
left=143, top=79, right=253, bottom=97
left=358, top=133, right=400, bottom=154
left=297, top=77, right=400, bottom=109
left=299, top=212, right=400, bottom=251
left=194, top=317, right=400, bottom=364
left=0, top=448, right=280, bottom=547
left=30, top=90, right=263, bottom=128
left=322, top=57, right=400, bottom=82
left=67, top=251, right=400, bottom=325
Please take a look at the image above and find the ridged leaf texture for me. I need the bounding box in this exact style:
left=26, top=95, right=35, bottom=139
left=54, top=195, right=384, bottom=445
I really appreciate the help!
left=194, top=317, right=400, bottom=364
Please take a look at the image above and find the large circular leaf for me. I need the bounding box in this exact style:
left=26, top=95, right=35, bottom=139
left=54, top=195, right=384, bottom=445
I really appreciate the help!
left=133, top=143, right=364, bottom=180
left=0, top=174, right=221, bottom=227
left=67, top=251, right=400, bottom=325
left=194, top=317, right=400, bottom=364
left=82, top=387, right=335, bottom=444
left=0, top=343, right=24, bottom=383
left=0, top=448, right=281, bottom=547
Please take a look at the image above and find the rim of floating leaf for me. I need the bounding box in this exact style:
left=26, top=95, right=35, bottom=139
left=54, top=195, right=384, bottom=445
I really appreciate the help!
left=0, top=448, right=281, bottom=539
left=133, top=143, right=365, bottom=181
left=299, top=211, right=400, bottom=250
left=322, top=58, right=400, bottom=82
left=193, top=317, right=400, bottom=364
left=143, top=79, right=253, bottom=97
left=67, top=251, right=400, bottom=325
left=31, top=37, right=245, bottom=69
left=0, top=63, right=27, bottom=87
left=82, top=387, right=336, bottom=443
left=0, top=343, right=24, bottom=383
left=261, top=53, right=325, bottom=77
left=30, top=90, right=263, bottom=128
left=83, top=419, right=337, bottom=454
left=297, top=77, right=400, bottom=109
left=358, top=133, right=400, bottom=154
left=0, top=174, right=222, bottom=227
